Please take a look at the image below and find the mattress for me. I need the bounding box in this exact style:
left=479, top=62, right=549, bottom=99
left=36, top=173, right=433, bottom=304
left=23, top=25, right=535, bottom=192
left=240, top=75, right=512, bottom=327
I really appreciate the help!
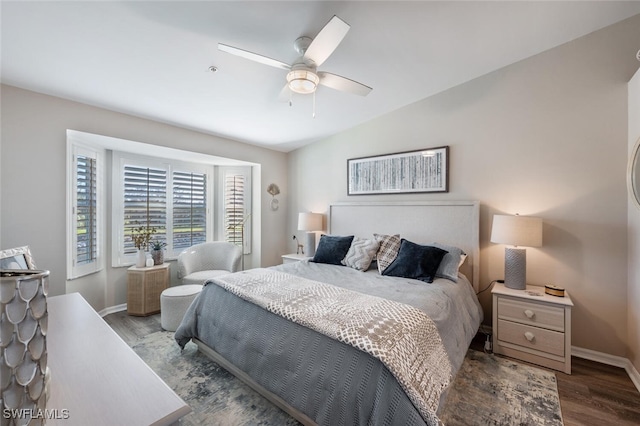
left=175, top=260, right=483, bottom=425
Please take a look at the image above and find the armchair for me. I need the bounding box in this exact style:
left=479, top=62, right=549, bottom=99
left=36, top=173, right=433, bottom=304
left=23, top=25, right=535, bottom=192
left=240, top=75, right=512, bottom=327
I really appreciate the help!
left=177, top=241, right=242, bottom=285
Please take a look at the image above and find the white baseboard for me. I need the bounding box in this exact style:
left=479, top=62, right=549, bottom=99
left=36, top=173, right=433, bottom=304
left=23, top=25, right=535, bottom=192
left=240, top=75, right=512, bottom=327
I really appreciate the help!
left=98, top=303, right=127, bottom=318
left=572, top=345, right=640, bottom=392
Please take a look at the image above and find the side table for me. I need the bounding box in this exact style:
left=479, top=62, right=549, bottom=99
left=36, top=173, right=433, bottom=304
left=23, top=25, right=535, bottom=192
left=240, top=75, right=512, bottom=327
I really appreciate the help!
left=127, top=263, right=170, bottom=316
left=492, top=282, right=573, bottom=374
left=281, top=253, right=312, bottom=264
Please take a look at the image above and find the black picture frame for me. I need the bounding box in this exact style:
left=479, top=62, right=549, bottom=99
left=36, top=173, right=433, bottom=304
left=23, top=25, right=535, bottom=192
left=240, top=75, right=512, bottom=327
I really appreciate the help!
left=347, top=146, right=449, bottom=195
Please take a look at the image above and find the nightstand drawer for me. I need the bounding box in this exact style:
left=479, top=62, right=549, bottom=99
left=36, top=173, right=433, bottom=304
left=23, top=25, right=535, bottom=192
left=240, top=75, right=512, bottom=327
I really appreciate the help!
left=497, top=319, right=565, bottom=357
left=497, top=297, right=564, bottom=331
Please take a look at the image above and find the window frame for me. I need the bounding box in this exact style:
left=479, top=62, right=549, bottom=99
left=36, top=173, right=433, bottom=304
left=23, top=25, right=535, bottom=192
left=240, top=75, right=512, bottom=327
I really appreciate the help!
left=66, top=141, right=105, bottom=279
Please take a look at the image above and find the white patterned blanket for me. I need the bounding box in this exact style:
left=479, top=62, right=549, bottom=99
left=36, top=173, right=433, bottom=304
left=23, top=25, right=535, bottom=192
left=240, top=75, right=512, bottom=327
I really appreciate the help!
left=208, top=268, right=453, bottom=425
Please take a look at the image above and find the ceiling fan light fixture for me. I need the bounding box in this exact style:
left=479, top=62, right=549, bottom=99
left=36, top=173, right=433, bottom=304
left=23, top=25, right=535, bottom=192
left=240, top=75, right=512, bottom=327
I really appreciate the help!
left=286, top=69, right=319, bottom=94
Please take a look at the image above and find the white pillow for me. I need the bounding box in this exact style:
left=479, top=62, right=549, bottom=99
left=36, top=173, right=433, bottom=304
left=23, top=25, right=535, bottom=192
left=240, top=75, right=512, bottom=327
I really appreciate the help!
left=342, top=237, right=380, bottom=271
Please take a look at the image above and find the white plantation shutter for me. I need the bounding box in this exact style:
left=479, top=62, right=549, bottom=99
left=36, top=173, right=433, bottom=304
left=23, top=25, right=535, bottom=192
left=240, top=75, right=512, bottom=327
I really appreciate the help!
left=224, top=174, right=245, bottom=246
left=123, top=165, right=167, bottom=253
left=76, top=155, right=97, bottom=265
left=68, top=141, right=104, bottom=280
left=222, top=167, right=251, bottom=254
left=173, top=171, right=207, bottom=251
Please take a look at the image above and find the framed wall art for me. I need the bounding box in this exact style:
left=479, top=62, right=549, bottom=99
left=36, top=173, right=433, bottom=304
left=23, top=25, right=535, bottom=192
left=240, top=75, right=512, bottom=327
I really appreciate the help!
left=347, top=146, right=449, bottom=195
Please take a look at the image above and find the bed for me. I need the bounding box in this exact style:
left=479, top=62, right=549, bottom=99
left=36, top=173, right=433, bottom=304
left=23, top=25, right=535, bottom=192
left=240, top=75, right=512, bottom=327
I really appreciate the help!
left=175, top=201, right=483, bottom=426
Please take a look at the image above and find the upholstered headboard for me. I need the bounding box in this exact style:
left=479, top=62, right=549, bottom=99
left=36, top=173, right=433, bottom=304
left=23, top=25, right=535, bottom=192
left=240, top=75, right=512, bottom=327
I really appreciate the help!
left=328, top=201, right=480, bottom=291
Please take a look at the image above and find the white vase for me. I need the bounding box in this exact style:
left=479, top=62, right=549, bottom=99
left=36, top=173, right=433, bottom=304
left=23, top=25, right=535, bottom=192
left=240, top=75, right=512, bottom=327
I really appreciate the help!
left=136, top=249, right=146, bottom=267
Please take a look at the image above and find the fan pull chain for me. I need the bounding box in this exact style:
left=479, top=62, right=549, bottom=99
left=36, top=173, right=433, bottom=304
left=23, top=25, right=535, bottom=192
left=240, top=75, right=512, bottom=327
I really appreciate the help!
left=289, top=90, right=292, bottom=107
left=312, top=91, right=316, bottom=118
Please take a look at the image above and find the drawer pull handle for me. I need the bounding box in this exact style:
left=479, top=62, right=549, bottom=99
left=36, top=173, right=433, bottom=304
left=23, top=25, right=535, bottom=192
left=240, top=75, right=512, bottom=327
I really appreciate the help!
left=524, top=332, right=535, bottom=342
left=524, top=309, right=535, bottom=319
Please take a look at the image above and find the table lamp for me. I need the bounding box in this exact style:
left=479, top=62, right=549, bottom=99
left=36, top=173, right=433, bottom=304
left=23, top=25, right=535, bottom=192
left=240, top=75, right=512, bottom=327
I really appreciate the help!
left=298, top=212, right=323, bottom=257
left=490, top=214, right=542, bottom=290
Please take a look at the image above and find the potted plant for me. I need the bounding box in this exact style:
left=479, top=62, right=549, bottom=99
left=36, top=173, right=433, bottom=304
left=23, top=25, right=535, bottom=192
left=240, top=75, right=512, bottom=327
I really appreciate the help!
left=150, top=239, right=167, bottom=265
left=131, top=223, right=157, bottom=267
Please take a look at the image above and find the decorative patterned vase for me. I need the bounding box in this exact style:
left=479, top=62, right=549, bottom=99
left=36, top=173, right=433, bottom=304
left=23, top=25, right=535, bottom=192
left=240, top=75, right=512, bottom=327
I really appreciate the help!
left=136, top=249, right=146, bottom=268
left=151, top=249, right=164, bottom=266
left=1, top=269, right=50, bottom=425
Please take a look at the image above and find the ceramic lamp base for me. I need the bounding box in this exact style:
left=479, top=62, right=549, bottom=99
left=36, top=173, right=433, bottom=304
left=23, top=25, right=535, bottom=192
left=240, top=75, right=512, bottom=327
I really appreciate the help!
left=504, top=247, right=526, bottom=290
left=305, top=232, right=316, bottom=257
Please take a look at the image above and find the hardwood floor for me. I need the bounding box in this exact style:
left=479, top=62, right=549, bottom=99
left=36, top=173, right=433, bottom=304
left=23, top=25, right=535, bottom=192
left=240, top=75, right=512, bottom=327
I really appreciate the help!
left=558, top=358, right=640, bottom=426
left=103, top=310, right=163, bottom=346
left=107, top=311, right=640, bottom=425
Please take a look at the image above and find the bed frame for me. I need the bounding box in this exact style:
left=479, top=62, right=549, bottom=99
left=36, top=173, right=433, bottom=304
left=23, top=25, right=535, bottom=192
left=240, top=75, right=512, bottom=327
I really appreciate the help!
left=194, top=200, right=480, bottom=424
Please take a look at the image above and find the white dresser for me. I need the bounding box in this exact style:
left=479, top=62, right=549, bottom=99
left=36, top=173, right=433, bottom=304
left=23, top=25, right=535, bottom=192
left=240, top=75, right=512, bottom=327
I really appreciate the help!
left=47, top=293, right=191, bottom=424
left=492, top=283, right=573, bottom=374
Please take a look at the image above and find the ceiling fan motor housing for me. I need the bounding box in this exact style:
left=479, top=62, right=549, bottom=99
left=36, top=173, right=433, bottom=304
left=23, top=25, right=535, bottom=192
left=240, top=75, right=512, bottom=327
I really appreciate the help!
left=294, top=36, right=313, bottom=55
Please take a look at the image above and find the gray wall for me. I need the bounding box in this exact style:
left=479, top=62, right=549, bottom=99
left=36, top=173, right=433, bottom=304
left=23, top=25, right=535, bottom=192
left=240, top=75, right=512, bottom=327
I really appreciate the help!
left=288, top=15, right=640, bottom=357
left=0, top=85, right=288, bottom=311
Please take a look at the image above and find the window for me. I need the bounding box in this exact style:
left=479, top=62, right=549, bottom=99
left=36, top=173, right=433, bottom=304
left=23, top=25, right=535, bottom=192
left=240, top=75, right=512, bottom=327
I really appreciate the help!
left=67, top=130, right=256, bottom=273
left=173, top=171, right=207, bottom=251
left=77, top=155, right=97, bottom=263
left=220, top=167, right=251, bottom=254
left=123, top=165, right=167, bottom=254
left=67, top=143, right=104, bottom=279
left=112, top=153, right=216, bottom=266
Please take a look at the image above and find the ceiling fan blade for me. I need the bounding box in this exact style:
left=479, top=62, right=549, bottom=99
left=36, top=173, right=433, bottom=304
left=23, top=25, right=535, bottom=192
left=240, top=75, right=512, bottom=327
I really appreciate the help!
left=318, top=72, right=372, bottom=96
left=218, top=43, right=291, bottom=71
left=303, top=16, right=350, bottom=67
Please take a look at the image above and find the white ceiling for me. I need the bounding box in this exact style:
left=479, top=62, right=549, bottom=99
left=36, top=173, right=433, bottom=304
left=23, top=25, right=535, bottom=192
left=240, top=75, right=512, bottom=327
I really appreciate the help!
left=2, top=1, right=640, bottom=152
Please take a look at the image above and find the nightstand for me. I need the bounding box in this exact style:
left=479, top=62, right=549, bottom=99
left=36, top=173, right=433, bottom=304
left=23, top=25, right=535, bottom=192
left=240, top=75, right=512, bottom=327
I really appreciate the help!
left=492, top=282, right=573, bottom=374
left=127, top=263, right=170, bottom=316
left=281, top=253, right=312, bottom=264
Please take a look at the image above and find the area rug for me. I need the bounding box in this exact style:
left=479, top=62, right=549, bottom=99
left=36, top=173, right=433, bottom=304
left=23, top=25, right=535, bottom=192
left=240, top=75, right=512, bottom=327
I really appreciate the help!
left=131, top=331, right=563, bottom=426
left=439, top=349, right=563, bottom=426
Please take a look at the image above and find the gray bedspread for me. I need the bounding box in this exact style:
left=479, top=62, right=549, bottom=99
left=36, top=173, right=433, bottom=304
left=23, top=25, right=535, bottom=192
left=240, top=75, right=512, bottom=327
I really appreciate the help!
left=175, top=261, right=483, bottom=426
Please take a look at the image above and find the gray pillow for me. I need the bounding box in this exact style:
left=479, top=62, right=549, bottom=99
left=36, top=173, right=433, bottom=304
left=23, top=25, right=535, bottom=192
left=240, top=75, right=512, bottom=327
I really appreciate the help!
left=431, top=242, right=466, bottom=283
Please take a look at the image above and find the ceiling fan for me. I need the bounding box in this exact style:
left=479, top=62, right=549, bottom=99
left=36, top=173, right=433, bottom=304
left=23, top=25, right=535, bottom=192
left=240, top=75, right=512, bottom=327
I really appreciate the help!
left=218, top=15, right=372, bottom=100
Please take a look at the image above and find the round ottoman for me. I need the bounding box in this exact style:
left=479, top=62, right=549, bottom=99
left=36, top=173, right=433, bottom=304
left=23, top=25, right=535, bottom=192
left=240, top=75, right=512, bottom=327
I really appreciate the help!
left=160, top=285, right=203, bottom=332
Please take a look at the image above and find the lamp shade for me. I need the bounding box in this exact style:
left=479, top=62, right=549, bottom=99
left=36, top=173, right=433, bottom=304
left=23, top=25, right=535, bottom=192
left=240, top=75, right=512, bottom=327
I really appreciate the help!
left=298, top=212, right=323, bottom=232
left=490, top=214, right=542, bottom=247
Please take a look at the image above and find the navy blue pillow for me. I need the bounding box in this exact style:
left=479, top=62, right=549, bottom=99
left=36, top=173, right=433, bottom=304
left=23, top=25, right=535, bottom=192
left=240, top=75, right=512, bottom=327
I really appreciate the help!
left=382, top=239, right=448, bottom=283
left=311, top=235, right=354, bottom=265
